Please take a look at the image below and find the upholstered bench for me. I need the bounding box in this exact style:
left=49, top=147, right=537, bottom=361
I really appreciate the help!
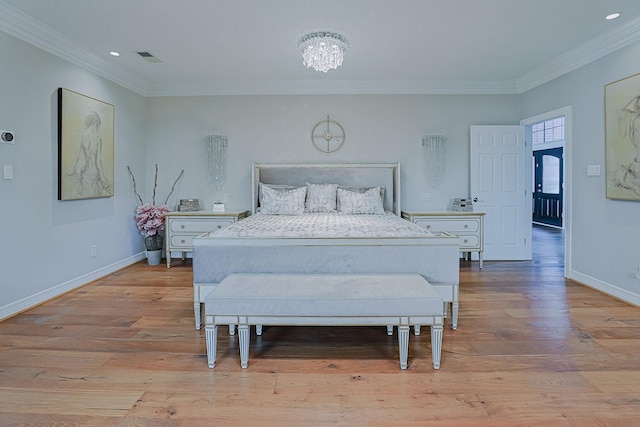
left=204, top=273, right=444, bottom=370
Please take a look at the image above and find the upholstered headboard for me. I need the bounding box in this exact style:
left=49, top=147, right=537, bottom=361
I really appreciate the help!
left=251, top=163, right=401, bottom=215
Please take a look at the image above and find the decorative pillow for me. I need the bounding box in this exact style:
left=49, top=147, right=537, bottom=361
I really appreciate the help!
left=337, top=187, right=385, bottom=214
left=260, top=185, right=306, bottom=215
left=336, top=186, right=385, bottom=212
left=259, top=182, right=296, bottom=201
left=305, top=183, right=338, bottom=213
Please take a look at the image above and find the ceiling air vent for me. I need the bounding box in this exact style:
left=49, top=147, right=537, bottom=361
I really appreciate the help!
left=136, top=51, right=162, bottom=63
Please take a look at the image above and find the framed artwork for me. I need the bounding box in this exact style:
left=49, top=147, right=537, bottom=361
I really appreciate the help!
left=605, top=73, right=640, bottom=201
left=57, top=88, right=114, bottom=200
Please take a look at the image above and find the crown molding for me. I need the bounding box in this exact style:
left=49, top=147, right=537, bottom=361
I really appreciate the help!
left=516, top=14, right=640, bottom=93
left=0, top=1, right=148, bottom=96
left=2, top=0, right=639, bottom=97
left=146, top=79, right=519, bottom=97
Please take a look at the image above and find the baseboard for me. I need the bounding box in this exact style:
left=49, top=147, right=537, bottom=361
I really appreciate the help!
left=568, top=270, right=640, bottom=307
left=0, top=253, right=146, bottom=321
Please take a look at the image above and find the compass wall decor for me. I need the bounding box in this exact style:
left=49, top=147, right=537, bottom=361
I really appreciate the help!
left=311, top=115, right=345, bottom=153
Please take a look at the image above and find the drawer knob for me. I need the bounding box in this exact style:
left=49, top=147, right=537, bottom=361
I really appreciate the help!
left=463, top=239, right=468, bottom=243
left=181, top=239, right=186, bottom=244
left=217, top=225, right=222, bottom=229
left=464, top=224, right=468, bottom=228
left=426, top=225, right=431, bottom=229
left=180, top=225, right=185, bottom=229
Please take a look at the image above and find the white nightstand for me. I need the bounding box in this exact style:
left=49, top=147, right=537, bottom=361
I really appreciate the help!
left=165, top=210, right=249, bottom=268
left=402, top=211, right=485, bottom=268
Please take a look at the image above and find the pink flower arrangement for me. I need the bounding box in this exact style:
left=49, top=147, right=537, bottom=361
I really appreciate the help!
left=135, top=203, right=169, bottom=237
left=127, top=164, right=184, bottom=238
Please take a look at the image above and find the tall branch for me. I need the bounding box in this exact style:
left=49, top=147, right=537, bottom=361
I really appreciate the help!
left=163, top=169, right=185, bottom=206
left=152, top=164, right=158, bottom=206
left=126, top=165, right=144, bottom=205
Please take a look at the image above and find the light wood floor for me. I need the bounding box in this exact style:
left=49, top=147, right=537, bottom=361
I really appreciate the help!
left=1, top=227, right=639, bottom=426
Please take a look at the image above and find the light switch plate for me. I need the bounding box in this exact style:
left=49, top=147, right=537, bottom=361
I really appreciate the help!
left=587, top=164, right=601, bottom=176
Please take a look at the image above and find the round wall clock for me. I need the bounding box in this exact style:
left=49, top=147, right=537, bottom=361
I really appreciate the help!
left=311, top=115, right=345, bottom=153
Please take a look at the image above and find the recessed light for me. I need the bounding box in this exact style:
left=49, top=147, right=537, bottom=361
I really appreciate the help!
left=605, top=12, right=621, bottom=20
left=109, top=51, right=121, bottom=57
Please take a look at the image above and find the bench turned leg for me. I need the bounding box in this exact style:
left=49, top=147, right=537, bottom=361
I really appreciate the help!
left=451, top=301, right=459, bottom=330
left=205, top=324, right=218, bottom=368
left=386, top=325, right=393, bottom=335
left=398, top=325, right=410, bottom=370
left=414, top=325, right=421, bottom=335
left=431, top=322, right=443, bottom=369
left=229, top=324, right=236, bottom=335
left=238, top=324, right=250, bottom=368
left=194, top=302, right=202, bottom=330
left=256, top=325, right=263, bottom=336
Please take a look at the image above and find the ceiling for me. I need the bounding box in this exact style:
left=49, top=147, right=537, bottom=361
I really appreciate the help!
left=2, top=0, right=640, bottom=97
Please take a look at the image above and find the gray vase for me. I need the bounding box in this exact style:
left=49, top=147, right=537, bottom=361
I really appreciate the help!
left=147, top=249, right=162, bottom=265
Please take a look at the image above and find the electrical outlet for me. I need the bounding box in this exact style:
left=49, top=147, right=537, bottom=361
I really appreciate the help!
left=3, top=164, right=13, bottom=180
left=91, top=245, right=98, bottom=257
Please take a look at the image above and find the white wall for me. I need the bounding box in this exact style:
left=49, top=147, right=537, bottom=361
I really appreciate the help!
left=146, top=94, right=520, bottom=212
left=520, top=40, right=640, bottom=304
left=0, top=32, right=148, bottom=318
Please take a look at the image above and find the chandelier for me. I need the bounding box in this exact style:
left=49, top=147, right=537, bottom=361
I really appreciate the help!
left=298, top=31, right=349, bottom=73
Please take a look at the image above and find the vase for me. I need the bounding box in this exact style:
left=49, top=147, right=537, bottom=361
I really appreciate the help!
left=144, top=234, right=163, bottom=265
left=146, top=249, right=162, bottom=266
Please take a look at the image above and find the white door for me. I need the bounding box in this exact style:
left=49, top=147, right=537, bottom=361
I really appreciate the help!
left=470, top=125, right=531, bottom=260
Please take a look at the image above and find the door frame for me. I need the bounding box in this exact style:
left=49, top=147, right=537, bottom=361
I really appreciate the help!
left=520, top=106, right=572, bottom=278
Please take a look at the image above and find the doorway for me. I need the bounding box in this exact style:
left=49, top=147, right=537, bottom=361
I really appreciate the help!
left=521, top=106, right=571, bottom=277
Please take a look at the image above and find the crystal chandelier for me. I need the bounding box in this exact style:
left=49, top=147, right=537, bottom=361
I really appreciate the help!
left=298, top=31, right=349, bottom=73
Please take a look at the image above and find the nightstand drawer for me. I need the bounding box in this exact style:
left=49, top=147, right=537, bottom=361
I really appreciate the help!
left=414, top=219, right=478, bottom=233
left=457, top=235, right=479, bottom=249
left=170, top=234, right=197, bottom=248
left=170, top=219, right=234, bottom=232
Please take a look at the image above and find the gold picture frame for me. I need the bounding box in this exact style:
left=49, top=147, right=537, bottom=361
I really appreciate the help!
left=57, top=88, right=114, bottom=200
left=605, top=73, right=640, bottom=201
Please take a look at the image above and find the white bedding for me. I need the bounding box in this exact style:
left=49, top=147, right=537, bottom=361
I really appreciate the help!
left=209, top=212, right=434, bottom=239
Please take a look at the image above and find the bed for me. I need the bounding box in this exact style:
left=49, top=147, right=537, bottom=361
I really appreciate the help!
left=192, top=163, right=460, bottom=329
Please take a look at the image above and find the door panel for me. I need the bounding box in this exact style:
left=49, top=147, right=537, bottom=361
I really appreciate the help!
left=470, top=125, right=530, bottom=260
left=533, top=147, right=563, bottom=227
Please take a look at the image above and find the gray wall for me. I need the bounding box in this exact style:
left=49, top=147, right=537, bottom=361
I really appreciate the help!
left=520, top=40, right=640, bottom=303
left=0, top=32, right=148, bottom=317
left=145, top=94, right=520, bottom=212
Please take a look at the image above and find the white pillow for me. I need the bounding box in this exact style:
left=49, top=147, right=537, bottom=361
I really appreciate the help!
left=260, top=185, right=306, bottom=215
left=259, top=183, right=296, bottom=205
left=305, top=183, right=338, bottom=213
left=337, top=187, right=385, bottom=214
left=336, top=186, right=385, bottom=211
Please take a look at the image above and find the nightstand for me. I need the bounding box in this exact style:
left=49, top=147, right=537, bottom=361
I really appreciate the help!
left=165, top=210, right=249, bottom=268
left=402, top=211, right=485, bottom=268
